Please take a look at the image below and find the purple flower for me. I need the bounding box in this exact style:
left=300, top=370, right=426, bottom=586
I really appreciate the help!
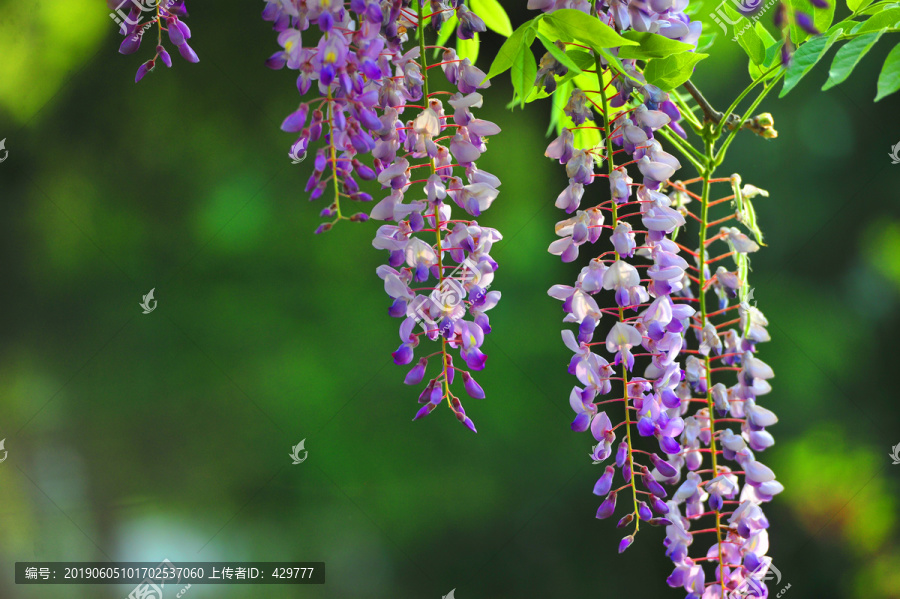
left=118, top=2, right=198, bottom=77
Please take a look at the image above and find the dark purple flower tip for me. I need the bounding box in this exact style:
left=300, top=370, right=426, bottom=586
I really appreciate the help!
left=320, top=64, right=336, bottom=87
left=616, top=513, right=634, bottom=529
left=177, top=42, right=199, bottom=63
left=593, top=466, right=615, bottom=496
left=349, top=212, right=369, bottom=222
left=658, top=434, right=681, bottom=455
left=156, top=46, right=172, bottom=67
left=796, top=12, right=820, bottom=34
left=744, top=552, right=762, bottom=572
left=641, top=467, right=668, bottom=498
left=266, top=51, right=286, bottom=70
left=135, top=60, right=154, bottom=83
left=596, top=491, right=617, bottom=519
left=318, top=10, right=334, bottom=32
left=615, top=441, right=628, bottom=468
left=313, top=223, right=332, bottom=234
left=413, top=403, right=436, bottom=421
left=167, top=18, right=185, bottom=46
left=810, top=0, right=828, bottom=7
left=571, top=412, right=590, bottom=432
left=404, top=358, right=428, bottom=385
left=388, top=298, right=407, bottom=318
left=366, top=2, right=383, bottom=23
left=392, top=343, right=414, bottom=365
left=780, top=44, right=792, bottom=68
left=618, top=535, right=634, bottom=553
left=418, top=380, right=436, bottom=404
left=650, top=453, right=677, bottom=478
left=355, top=161, right=377, bottom=181
left=637, top=416, right=655, bottom=437
left=774, top=2, right=787, bottom=27
left=461, top=416, right=477, bottom=433
left=281, top=106, right=309, bottom=133
left=119, top=31, right=143, bottom=55
left=429, top=383, right=444, bottom=405
left=638, top=501, right=652, bottom=521
left=462, top=372, right=485, bottom=399
left=175, top=19, right=192, bottom=40
left=648, top=517, right=671, bottom=526
left=650, top=496, right=669, bottom=515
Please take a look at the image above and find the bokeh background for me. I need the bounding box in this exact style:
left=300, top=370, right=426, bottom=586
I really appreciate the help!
left=1, top=1, right=899, bottom=597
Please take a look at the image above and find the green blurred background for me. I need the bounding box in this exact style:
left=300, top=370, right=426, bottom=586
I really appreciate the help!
left=1, top=1, right=899, bottom=597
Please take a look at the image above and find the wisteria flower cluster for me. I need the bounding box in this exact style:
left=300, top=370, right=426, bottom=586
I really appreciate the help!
left=111, top=0, right=199, bottom=82
left=262, top=0, right=503, bottom=431
left=497, top=1, right=788, bottom=596
left=115, top=0, right=900, bottom=593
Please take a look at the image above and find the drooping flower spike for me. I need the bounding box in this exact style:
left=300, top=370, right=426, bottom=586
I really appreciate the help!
left=529, top=2, right=783, bottom=596
left=370, top=6, right=503, bottom=433
left=658, top=174, right=781, bottom=598
left=112, top=0, right=199, bottom=82
left=264, top=0, right=504, bottom=430
left=535, top=0, right=698, bottom=558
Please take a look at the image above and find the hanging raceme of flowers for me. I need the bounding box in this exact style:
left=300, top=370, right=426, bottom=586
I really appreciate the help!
left=113, top=0, right=900, bottom=594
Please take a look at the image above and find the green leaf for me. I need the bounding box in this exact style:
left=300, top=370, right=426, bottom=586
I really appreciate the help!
left=540, top=8, right=637, bottom=51
left=696, top=31, right=719, bottom=53
left=855, top=6, right=900, bottom=32
left=875, top=41, right=900, bottom=100
left=747, top=24, right=781, bottom=79
left=536, top=32, right=584, bottom=74
left=857, top=1, right=899, bottom=15
left=847, top=0, right=875, bottom=12
left=548, top=78, right=573, bottom=136
left=643, top=52, right=708, bottom=90
left=434, top=14, right=459, bottom=58
left=781, top=28, right=842, bottom=96
left=848, top=0, right=873, bottom=12
left=485, top=21, right=537, bottom=80
left=815, top=0, right=837, bottom=33
left=566, top=49, right=597, bottom=70
left=822, top=29, right=885, bottom=90
left=457, top=32, right=480, bottom=64
left=723, top=4, right=765, bottom=65
left=511, top=39, right=538, bottom=108
left=470, top=0, right=513, bottom=37
left=617, top=31, right=695, bottom=59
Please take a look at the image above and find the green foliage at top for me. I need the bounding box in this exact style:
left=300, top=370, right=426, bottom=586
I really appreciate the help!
left=711, top=0, right=900, bottom=101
